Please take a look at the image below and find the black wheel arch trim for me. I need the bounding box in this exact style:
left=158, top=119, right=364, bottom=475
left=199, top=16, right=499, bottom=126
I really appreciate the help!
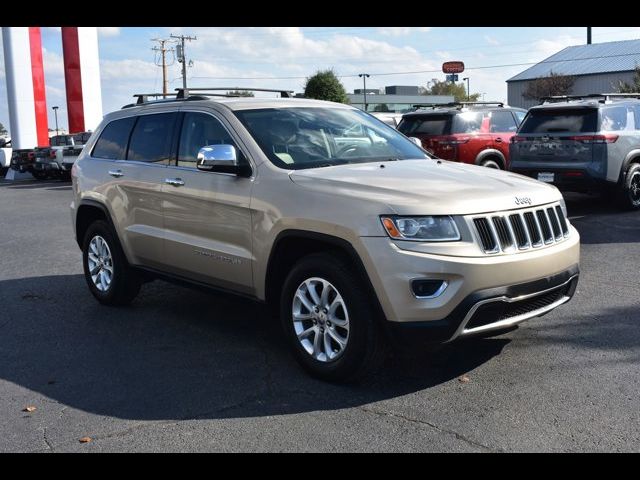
left=75, top=199, right=120, bottom=249
left=265, top=229, right=387, bottom=321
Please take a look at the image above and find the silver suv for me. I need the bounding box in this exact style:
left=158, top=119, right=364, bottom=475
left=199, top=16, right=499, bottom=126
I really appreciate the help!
left=510, top=93, right=640, bottom=209
left=70, top=88, right=580, bottom=382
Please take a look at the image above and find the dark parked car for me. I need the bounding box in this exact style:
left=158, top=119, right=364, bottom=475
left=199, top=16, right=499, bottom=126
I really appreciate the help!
left=509, top=93, right=640, bottom=210
left=397, top=102, right=527, bottom=169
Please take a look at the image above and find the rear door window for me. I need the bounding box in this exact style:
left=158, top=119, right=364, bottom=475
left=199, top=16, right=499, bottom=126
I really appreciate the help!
left=518, top=108, right=598, bottom=133
left=127, top=113, right=178, bottom=164
left=489, top=111, right=518, bottom=133
left=92, top=117, right=136, bottom=160
left=398, top=115, right=452, bottom=135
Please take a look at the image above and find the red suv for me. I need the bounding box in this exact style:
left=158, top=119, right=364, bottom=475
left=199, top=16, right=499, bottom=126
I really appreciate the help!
left=397, top=102, right=527, bottom=169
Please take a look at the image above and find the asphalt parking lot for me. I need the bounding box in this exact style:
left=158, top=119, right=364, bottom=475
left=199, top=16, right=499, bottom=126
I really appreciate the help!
left=0, top=177, right=638, bottom=452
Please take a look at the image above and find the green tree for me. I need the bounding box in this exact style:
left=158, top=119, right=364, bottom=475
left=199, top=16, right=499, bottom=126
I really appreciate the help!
left=616, top=67, right=640, bottom=93
left=522, top=71, right=575, bottom=102
left=0, top=122, right=7, bottom=136
left=303, top=69, right=349, bottom=104
left=226, top=90, right=255, bottom=97
left=424, top=80, right=480, bottom=102
left=373, top=103, right=390, bottom=112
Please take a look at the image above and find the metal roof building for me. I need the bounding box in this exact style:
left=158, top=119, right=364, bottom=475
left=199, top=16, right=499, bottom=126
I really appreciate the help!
left=507, top=39, right=640, bottom=109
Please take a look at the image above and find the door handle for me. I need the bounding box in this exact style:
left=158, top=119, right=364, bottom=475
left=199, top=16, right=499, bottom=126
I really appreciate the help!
left=495, top=137, right=503, bottom=143
left=164, top=178, right=185, bottom=187
left=108, top=169, right=124, bottom=177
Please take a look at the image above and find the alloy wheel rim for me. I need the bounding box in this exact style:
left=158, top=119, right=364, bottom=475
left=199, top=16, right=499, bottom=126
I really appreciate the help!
left=292, top=277, right=350, bottom=362
left=87, top=235, right=114, bottom=292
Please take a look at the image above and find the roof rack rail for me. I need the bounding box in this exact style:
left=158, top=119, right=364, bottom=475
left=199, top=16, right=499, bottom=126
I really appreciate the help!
left=540, top=93, right=640, bottom=104
left=412, top=101, right=504, bottom=110
left=176, top=87, right=294, bottom=99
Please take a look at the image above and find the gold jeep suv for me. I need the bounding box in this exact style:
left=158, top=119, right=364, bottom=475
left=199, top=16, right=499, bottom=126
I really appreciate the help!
left=70, top=88, right=580, bottom=382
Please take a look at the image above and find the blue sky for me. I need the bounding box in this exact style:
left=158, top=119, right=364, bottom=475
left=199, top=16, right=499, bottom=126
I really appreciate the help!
left=1, top=26, right=639, bottom=133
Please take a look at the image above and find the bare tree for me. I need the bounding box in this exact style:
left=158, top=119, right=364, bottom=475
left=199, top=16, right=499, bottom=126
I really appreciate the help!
left=523, top=72, right=575, bottom=102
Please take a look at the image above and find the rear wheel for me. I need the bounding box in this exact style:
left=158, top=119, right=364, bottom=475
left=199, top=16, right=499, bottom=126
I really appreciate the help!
left=82, top=220, right=141, bottom=306
left=619, top=163, right=640, bottom=210
left=480, top=158, right=501, bottom=169
left=280, top=252, right=386, bottom=382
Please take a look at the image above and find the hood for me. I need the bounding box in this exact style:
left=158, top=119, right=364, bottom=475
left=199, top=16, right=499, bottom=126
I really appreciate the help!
left=289, top=159, right=561, bottom=215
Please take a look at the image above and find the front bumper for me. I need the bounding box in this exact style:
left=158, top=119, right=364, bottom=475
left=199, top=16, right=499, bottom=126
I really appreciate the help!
left=384, top=267, right=578, bottom=344
left=357, top=228, right=580, bottom=343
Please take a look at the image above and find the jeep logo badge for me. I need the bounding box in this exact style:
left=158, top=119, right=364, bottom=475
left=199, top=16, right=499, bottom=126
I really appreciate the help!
left=515, top=196, right=532, bottom=206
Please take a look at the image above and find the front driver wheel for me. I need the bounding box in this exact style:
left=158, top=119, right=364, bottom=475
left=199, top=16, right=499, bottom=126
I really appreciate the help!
left=82, top=220, right=141, bottom=306
left=280, top=252, right=386, bottom=382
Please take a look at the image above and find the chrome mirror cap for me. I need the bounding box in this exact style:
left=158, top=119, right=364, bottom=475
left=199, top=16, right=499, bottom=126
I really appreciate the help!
left=197, top=145, right=238, bottom=171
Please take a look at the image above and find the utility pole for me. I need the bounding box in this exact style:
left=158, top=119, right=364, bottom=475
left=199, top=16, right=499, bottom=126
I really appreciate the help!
left=170, top=33, right=197, bottom=90
left=152, top=38, right=175, bottom=98
left=463, top=77, right=470, bottom=101
left=359, top=73, right=370, bottom=112
left=52, top=106, right=59, bottom=136
left=587, top=27, right=592, bottom=45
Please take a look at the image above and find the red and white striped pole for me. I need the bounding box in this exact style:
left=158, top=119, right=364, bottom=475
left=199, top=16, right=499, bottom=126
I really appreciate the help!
left=2, top=26, right=49, bottom=150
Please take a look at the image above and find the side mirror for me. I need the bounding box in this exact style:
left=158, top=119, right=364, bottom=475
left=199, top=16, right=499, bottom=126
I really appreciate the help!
left=197, top=144, right=249, bottom=175
left=409, top=137, right=422, bottom=147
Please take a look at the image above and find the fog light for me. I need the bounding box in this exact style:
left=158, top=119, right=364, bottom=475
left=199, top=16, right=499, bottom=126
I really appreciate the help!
left=411, top=279, right=448, bottom=298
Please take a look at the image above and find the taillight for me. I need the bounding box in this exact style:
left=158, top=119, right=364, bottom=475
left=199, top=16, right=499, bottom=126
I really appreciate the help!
left=49, top=150, right=57, bottom=158
left=439, top=136, right=470, bottom=145
left=567, top=134, right=618, bottom=144
left=28, top=152, right=35, bottom=159
left=511, top=135, right=528, bottom=144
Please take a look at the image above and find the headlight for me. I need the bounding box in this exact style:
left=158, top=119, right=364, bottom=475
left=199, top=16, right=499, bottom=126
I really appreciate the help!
left=380, top=215, right=460, bottom=242
left=559, top=197, right=568, bottom=217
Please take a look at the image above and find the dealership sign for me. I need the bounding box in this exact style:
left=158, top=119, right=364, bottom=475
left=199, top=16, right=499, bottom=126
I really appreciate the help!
left=442, top=61, right=465, bottom=74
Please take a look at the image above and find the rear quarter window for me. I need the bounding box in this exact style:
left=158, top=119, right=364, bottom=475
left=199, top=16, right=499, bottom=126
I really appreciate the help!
left=92, top=117, right=136, bottom=160
left=519, top=108, right=598, bottom=133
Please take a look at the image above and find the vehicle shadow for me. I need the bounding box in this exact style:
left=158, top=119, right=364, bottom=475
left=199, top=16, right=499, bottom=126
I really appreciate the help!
left=564, top=192, right=640, bottom=245
left=0, top=274, right=508, bottom=421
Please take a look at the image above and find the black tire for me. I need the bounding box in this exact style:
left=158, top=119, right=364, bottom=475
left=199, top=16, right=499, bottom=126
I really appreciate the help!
left=82, top=220, right=141, bottom=306
left=0, top=167, right=8, bottom=177
left=280, top=252, right=386, bottom=383
left=480, top=158, right=501, bottom=169
left=618, top=163, right=640, bottom=210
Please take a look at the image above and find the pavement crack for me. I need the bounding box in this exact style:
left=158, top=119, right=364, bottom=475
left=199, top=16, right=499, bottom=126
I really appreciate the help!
left=40, top=427, right=54, bottom=452
left=359, top=406, right=501, bottom=452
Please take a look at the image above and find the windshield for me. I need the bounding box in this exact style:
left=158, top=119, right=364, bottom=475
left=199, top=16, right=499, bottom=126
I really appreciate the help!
left=234, top=107, right=428, bottom=170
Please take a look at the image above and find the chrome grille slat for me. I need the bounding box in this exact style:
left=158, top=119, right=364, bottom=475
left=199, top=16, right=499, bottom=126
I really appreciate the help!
left=471, top=202, right=570, bottom=254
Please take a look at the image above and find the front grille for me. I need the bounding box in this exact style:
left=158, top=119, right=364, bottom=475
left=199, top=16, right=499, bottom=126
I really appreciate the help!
left=471, top=202, right=570, bottom=254
left=465, top=284, right=568, bottom=330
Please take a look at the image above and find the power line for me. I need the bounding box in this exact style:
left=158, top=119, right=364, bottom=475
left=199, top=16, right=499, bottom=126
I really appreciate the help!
left=189, top=50, right=640, bottom=81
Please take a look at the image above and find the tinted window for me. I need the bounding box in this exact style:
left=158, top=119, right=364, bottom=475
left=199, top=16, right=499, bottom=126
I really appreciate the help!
left=634, top=106, right=640, bottom=130
left=177, top=112, right=237, bottom=167
left=514, top=110, right=527, bottom=125
left=72, top=132, right=91, bottom=145
left=92, top=117, right=136, bottom=160
left=398, top=114, right=452, bottom=135
left=600, top=105, right=628, bottom=131
left=452, top=111, right=487, bottom=134
left=490, top=111, right=517, bottom=133
left=518, top=108, right=598, bottom=134
left=235, top=107, right=428, bottom=170
left=127, top=113, right=177, bottom=164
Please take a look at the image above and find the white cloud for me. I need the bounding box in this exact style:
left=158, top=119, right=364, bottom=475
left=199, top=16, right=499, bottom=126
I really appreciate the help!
left=435, top=51, right=452, bottom=60
left=377, top=27, right=431, bottom=37
left=484, top=35, right=500, bottom=46
left=98, top=27, right=121, bottom=37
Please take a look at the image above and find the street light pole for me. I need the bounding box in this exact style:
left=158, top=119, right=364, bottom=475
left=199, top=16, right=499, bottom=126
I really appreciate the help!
left=463, top=77, right=470, bottom=101
left=52, top=106, right=59, bottom=136
left=359, top=73, right=370, bottom=111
